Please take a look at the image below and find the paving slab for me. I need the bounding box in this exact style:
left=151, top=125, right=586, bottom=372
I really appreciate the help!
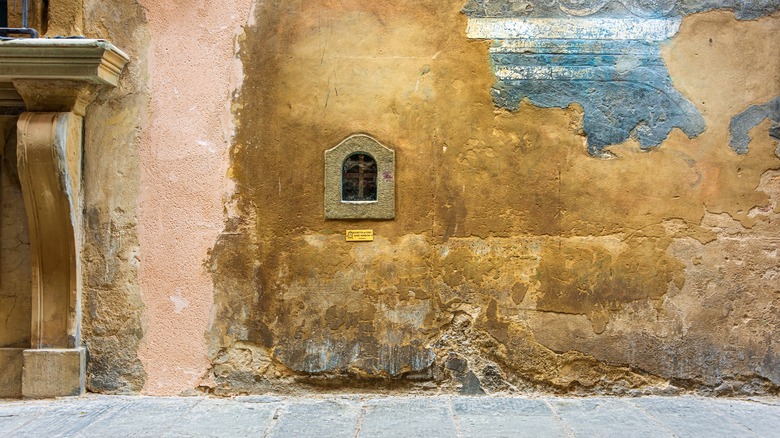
left=1, top=394, right=779, bottom=438
left=163, top=398, right=279, bottom=438
left=9, top=397, right=119, bottom=438
left=0, top=399, right=62, bottom=435
left=76, top=397, right=201, bottom=438
left=631, top=397, right=758, bottom=438
left=708, top=398, right=780, bottom=438
left=358, top=397, right=457, bottom=438
left=551, top=397, right=673, bottom=438
left=268, top=399, right=361, bottom=438
left=453, top=397, right=567, bottom=437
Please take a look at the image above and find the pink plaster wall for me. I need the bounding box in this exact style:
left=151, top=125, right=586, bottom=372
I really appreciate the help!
left=137, top=0, right=252, bottom=395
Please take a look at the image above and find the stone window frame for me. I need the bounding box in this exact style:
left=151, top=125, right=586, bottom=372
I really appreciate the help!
left=324, top=134, right=395, bottom=219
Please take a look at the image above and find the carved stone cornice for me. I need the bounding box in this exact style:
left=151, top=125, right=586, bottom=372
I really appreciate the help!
left=0, top=39, right=128, bottom=115
left=0, top=39, right=129, bottom=86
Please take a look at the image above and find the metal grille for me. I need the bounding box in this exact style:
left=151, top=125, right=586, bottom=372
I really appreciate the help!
left=0, top=0, right=39, bottom=38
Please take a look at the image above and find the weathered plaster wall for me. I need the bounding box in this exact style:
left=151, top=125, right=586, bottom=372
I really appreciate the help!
left=206, top=1, right=780, bottom=396
left=79, top=0, right=150, bottom=393
left=135, top=0, right=253, bottom=395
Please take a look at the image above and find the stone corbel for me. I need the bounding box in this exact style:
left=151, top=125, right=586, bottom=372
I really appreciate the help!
left=17, top=106, right=85, bottom=351
left=0, top=39, right=128, bottom=398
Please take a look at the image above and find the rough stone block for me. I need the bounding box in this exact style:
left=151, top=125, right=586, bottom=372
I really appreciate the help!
left=0, top=348, right=24, bottom=398
left=22, top=348, right=85, bottom=398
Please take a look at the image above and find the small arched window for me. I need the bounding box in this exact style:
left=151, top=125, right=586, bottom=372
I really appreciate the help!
left=342, top=153, right=377, bottom=202
left=324, top=134, right=395, bottom=219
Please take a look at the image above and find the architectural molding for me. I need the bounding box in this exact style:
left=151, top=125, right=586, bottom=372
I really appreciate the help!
left=0, top=39, right=129, bottom=398
left=17, top=111, right=83, bottom=349
left=14, top=80, right=97, bottom=116
left=466, top=17, right=681, bottom=41
left=0, top=39, right=128, bottom=86
left=462, top=0, right=780, bottom=20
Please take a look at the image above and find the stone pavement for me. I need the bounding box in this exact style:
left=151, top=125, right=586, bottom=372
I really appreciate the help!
left=1, top=394, right=779, bottom=437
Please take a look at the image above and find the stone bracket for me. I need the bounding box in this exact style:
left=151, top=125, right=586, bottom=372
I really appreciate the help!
left=17, top=112, right=83, bottom=349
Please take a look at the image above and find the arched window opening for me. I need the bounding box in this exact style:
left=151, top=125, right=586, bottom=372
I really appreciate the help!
left=342, top=153, right=377, bottom=202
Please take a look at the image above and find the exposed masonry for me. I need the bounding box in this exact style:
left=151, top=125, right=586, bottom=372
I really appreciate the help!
left=463, top=0, right=780, bottom=154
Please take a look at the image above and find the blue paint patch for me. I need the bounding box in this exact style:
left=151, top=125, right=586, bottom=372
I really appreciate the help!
left=729, top=97, right=780, bottom=154
left=489, top=38, right=705, bottom=154
left=464, top=0, right=780, bottom=155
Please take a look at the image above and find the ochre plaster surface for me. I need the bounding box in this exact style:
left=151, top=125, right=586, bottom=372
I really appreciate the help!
left=205, top=3, right=780, bottom=396
left=136, top=0, right=253, bottom=395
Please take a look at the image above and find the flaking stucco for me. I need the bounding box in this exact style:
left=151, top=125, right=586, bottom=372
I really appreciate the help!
left=205, top=2, right=780, bottom=396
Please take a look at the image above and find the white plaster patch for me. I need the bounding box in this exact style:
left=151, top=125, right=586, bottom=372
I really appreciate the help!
left=303, top=234, right=327, bottom=248
left=496, top=63, right=668, bottom=81
left=196, top=139, right=217, bottom=154
left=379, top=301, right=431, bottom=327
left=762, top=269, right=779, bottom=281
left=170, top=293, right=190, bottom=314
left=466, top=17, right=681, bottom=41
left=615, top=55, right=643, bottom=73
left=747, top=200, right=775, bottom=218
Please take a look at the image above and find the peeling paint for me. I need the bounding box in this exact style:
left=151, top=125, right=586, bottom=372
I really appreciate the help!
left=463, top=1, right=780, bottom=153
left=730, top=96, right=780, bottom=154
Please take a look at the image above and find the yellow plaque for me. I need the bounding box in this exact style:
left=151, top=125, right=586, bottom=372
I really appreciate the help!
left=346, top=229, right=374, bottom=242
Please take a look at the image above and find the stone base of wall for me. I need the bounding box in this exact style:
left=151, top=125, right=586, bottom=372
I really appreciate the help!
left=21, top=348, right=86, bottom=398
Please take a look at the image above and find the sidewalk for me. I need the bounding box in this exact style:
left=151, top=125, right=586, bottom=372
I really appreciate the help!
left=1, top=394, right=778, bottom=437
